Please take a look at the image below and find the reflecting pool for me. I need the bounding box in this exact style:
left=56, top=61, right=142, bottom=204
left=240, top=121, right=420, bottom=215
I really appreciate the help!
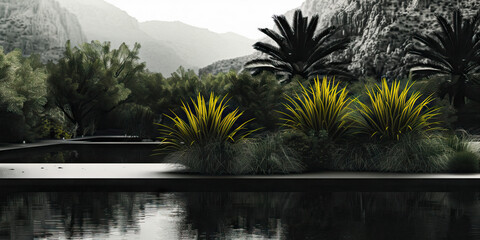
left=0, top=144, right=161, bottom=163
left=1, top=192, right=480, bottom=239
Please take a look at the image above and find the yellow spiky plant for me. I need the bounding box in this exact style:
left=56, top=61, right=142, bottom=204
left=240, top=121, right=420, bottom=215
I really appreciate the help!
left=156, top=92, right=257, bottom=151
left=354, top=78, right=442, bottom=140
left=279, top=76, right=353, bottom=139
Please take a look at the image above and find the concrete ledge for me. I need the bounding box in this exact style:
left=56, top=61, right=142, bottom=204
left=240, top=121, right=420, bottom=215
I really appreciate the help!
left=2, top=163, right=480, bottom=192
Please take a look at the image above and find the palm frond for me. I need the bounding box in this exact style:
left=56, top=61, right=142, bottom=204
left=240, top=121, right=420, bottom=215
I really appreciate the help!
left=244, top=10, right=350, bottom=81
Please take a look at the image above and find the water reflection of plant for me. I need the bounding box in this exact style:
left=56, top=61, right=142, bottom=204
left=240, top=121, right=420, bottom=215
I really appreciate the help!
left=176, top=192, right=480, bottom=240
left=1, top=192, right=480, bottom=239
left=176, top=192, right=297, bottom=239
left=0, top=192, right=170, bottom=239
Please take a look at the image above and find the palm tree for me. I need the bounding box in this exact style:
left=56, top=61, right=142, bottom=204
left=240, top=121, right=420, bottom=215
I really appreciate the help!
left=408, top=9, right=480, bottom=109
left=244, top=10, right=351, bottom=84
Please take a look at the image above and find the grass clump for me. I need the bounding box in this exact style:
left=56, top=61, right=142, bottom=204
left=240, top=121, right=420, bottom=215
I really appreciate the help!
left=279, top=76, right=353, bottom=139
left=233, top=133, right=304, bottom=174
left=447, top=151, right=480, bottom=173
left=331, top=134, right=452, bottom=173
left=353, top=79, right=441, bottom=140
left=279, top=130, right=332, bottom=170
left=156, top=92, right=256, bottom=150
left=164, top=140, right=239, bottom=174
left=156, top=92, right=258, bottom=174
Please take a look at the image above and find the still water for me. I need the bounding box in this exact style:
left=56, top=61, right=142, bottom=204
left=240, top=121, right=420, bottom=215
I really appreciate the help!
left=0, top=144, right=161, bottom=163
left=1, top=192, right=480, bottom=239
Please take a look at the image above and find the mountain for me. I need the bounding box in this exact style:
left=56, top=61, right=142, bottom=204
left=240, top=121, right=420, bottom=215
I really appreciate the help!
left=54, top=0, right=255, bottom=76
left=200, top=0, right=480, bottom=79
left=140, top=21, right=254, bottom=68
left=54, top=0, right=189, bottom=75
left=198, top=54, right=258, bottom=76
left=0, top=0, right=85, bottom=61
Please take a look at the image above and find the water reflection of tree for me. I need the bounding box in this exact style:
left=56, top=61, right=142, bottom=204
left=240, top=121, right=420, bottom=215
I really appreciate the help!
left=0, top=192, right=168, bottom=239
left=1, top=192, right=480, bottom=239
left=281, top=192, right=480, bottom=240
left=177, top=192, right=480, bottom=240
left=176, top=192, right=299, bottom=239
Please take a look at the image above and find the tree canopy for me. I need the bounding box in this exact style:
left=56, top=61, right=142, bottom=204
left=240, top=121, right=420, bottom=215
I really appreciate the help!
left=47, top=41, right=145, bottom=136
left=0, top=49, right=47, bottom=142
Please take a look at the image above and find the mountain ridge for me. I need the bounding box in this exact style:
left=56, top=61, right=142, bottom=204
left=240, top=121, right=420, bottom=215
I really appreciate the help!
left=54, top=0, right=254, bottom=75
left=139, top=20, right=254, bottom=68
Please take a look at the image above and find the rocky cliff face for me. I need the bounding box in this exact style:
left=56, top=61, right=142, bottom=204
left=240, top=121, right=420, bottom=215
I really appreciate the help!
left=201, top=0, right=479, bottom=79
left=0, top=0, right=85, bottom=61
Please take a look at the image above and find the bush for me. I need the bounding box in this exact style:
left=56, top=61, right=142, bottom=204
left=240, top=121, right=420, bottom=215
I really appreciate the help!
left=331, top=134, right=451, bottom=173
left=353, top=79, right=441, bottom=140
left=113, top=103, right=155, bottom=138
left=448, top=151, right=480, bottom=173
left=279, top=130, right=331, bottom=170
left=225, top=72, right=284, bottom=132
left=164, top=141, right=239, bottom=174
left=279, top=76, right=353, bottom=139
left=233, top=133, right=304, bottom=174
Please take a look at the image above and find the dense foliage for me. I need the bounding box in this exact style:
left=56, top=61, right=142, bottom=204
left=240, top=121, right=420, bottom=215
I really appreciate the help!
left=0, top=49, right=47, bottom=142
left=47, top=40, right=145, bottom=136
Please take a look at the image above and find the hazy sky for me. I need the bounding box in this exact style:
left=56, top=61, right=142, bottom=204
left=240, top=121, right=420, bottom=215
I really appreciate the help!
left=103, top=0, right=304, bottom=39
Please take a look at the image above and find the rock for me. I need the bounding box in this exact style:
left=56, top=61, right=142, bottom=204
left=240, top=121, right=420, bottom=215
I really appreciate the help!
left=0, top=0, right=85, bottom=62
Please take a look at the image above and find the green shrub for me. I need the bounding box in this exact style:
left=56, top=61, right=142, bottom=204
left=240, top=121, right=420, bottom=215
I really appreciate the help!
left=331, top=134, right=451, bottom=173
left=164, top=140, right=239, bottom=174
left=445, top=131, right=471, bottom=152
left=40, top=118, right=72, bottom=139
left=279, top=76, right=353, bottom=139
left=448, top=151, right=479, bottom=173
left=353, top=79, right=441, bottom=140
left=225, top=72, right=284, bottom=132
left=114, top=103, right=155, bottom=138
left=279, top=130, right=331, bottom=170
left=234, top=133, right=304, bottom=174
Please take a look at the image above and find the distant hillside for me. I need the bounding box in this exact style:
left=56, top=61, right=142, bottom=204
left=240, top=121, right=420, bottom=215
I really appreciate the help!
left=200, top=0, right=480, bottom=78
left=198, top=54, right=258, bottom=76
left=140, top=21, right=254, bottom=68
left=0, top=0, right=85, bottom=61
left=55, top=0, right=189, bottom=75
left=54, top=0, right=255, bottom=75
